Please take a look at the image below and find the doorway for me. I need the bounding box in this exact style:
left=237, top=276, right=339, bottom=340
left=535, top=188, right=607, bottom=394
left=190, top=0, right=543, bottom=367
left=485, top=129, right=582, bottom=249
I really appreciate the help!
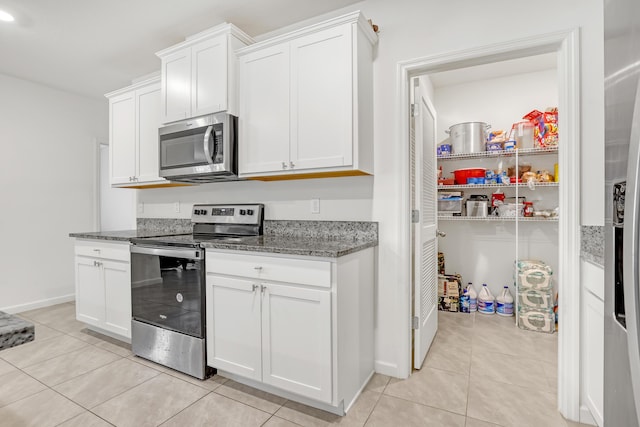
left=403, top=29, right=581, bottom=419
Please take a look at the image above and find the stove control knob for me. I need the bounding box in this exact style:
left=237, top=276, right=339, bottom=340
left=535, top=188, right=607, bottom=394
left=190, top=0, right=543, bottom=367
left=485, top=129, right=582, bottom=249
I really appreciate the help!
left=201, top=210, right=207, bottom=215
left=194, top=210, right=200, bottom=215
left=240, top=209, right=247, bottom=215
left=247, top=209, right=254, bottom=215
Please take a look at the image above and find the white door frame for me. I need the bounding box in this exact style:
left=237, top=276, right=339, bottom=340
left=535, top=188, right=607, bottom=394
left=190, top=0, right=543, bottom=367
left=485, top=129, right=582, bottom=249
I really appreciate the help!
left=396, top=29, right=581, bottom=419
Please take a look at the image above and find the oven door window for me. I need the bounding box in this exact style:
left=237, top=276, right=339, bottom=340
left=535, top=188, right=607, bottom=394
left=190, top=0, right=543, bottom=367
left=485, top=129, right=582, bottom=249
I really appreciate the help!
left=131, top=252, right=204, bottom=338
left=160, top=124, right=224, bottom=169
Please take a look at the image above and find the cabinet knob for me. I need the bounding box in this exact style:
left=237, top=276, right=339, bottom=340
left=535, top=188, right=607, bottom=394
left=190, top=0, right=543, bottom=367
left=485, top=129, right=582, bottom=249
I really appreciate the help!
left=282, top=162, right=288, bottom=169
left=252, top=284, right=259, bottom=292
left=289, top=161, right=295, bottom=169
left=254, top=266, right=263, bottom=271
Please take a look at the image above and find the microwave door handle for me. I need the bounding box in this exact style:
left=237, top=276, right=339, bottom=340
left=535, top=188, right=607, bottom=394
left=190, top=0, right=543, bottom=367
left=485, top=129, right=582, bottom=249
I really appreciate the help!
left=203, top=125, right=215, bottom=165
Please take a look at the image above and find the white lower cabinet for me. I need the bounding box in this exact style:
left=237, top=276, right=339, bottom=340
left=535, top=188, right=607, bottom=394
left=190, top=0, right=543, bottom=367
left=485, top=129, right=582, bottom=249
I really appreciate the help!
left=74, top=240, right=131, bottom=340
left=206, top=249, right=374, bottom=414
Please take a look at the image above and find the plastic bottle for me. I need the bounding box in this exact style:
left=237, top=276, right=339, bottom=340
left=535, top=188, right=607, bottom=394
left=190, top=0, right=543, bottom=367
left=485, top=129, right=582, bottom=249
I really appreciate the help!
left=466, top=283, right=478, bottom=312
left=460, top=289, right=470, bottom=313
left=478, top=284, right=495, bottom=315
left=496, top=286, right=514, bottom=317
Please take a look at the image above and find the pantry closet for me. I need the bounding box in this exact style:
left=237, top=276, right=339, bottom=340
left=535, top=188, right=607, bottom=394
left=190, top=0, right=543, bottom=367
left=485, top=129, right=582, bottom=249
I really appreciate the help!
left=411, top=52, right=561, bottom=359
left=431, top=53, right=560, bottom=305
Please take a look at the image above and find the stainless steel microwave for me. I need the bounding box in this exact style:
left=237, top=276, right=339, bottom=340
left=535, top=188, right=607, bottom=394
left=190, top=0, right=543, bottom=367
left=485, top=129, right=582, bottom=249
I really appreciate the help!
left=159, top=113, right=238, bottom=183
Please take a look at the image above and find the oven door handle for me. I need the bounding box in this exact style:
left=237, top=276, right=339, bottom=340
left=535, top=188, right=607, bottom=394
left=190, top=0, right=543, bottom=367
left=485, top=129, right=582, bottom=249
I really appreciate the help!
left=203, top=125, right=215, bottom=165
left=131, top=245, right=204, bottom=260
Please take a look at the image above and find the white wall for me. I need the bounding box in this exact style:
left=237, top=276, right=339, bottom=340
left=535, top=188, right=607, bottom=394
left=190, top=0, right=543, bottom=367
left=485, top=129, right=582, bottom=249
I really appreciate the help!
left=139, top=0, right=604, bottom=379
left=137, top=176, right=373, bottom=220
left=0, top=73, right=107, bottom=313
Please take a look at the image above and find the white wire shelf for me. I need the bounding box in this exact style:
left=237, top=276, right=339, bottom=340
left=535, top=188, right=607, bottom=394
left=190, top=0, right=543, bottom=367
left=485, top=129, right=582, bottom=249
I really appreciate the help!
left=438, top=215, right=559, bottom=222
left=437, top=146, right=558, bottom=160
left=438, top=182, right=559, bottom=190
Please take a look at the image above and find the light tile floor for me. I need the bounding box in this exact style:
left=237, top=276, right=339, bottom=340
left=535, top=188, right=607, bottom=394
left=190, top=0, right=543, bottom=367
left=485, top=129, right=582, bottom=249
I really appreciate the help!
left=0, top=303, right=591, bottom=427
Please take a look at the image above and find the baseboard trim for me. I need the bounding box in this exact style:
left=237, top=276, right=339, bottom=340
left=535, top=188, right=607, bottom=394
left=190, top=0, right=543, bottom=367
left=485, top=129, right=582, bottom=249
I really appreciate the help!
left=1, top=294, right=75, bottom=314
left=375, top=360, right=400, bottom=378
left=579, top=405, right=597, bottom=426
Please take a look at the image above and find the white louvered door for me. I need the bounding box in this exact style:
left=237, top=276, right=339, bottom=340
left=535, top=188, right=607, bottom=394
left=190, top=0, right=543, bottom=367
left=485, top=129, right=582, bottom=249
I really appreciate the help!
left=413, top=80, right=438, bottom=369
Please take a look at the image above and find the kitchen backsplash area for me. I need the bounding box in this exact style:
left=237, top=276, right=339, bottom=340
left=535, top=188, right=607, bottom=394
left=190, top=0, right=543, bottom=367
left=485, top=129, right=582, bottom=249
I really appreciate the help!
left=135, top=175, right=374, bottom=221
left=581, top=225, right=604, bottom=267
left=136, top=218, right=192, bottom=234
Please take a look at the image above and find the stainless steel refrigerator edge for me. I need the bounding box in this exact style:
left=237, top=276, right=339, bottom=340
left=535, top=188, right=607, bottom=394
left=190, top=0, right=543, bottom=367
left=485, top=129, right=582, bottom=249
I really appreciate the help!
left=604, top=0, right=640, bottom=425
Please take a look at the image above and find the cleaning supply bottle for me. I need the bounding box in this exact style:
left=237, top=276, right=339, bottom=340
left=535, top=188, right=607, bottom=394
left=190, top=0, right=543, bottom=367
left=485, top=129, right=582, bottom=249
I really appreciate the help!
left=467, top=283, right=477, bottom=312
left=496, top=285, right=514, bottom=317
left=460, top=289, right=470, bottom=313
left=478, top=284, right=495, bottom=315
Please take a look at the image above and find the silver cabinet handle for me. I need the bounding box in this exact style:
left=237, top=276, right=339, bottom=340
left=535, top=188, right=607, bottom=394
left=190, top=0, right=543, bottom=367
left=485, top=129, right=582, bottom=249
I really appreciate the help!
left=254, top=266, right=262, bottom=271
left=290, top=161, right=295, bottom=169
left=261, top=285, right=266, bottom=295
left=282, top=162, right=288, bottom=169
left=436, top=230, right=446, bottom=237
left=252, top=284, right=258, bottom=292
left=93, top=249, right=101, bottom=252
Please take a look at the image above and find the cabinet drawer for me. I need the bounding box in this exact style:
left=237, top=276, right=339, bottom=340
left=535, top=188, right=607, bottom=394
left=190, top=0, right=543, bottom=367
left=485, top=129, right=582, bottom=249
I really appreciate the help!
left=75, top=240, right=130, bottom=262
left=206, top=251, right=331, bottom=288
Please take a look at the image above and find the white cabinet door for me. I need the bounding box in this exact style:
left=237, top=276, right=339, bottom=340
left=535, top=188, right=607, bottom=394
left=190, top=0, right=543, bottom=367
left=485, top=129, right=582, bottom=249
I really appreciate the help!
left=290, top=25, right=353, bottom=171
left=584, top=290, right=604, bottom=425
left=75, top=257, right=104, bottom=327
left=261, top=282, right=332, bottom=403
left=206, top=275, right=262, bottom=380
left=109, top=92, right=136, bottom=185
left=136, top=83, right=164, bottom=184
left=239, top=44, right=291, bottom=174
left=103, top=260, right=132, bottom=338
left=192, top=36, right=227, bottom=117
left=161, top=48, right=191, bottom=124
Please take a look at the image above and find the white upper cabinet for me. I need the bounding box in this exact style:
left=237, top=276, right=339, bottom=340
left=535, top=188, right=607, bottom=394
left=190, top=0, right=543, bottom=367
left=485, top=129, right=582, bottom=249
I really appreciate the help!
left=290, top=25, right=352, bottom=171
left=239, top=44, right=291, bottom=174
left=106, top=77, right=165, bottom=188
left=238, top=12, right=377, bottom=180
left=156, top=24, right=253, bottom=124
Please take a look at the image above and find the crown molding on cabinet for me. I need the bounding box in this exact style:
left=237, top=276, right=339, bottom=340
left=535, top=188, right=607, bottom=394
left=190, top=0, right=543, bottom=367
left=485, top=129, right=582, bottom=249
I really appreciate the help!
left=236, top=11, right=377, bottom=57
left=155, top=22, right=254, bottom=58
left=104, top=75, right=160, bottom=99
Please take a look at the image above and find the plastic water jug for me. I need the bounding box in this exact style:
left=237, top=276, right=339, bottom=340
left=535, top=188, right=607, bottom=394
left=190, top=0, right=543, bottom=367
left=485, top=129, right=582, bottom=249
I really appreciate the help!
left=467, top=283, right=478, bottom=312
left=460, top=289, right=470, bottom=313
left=478, top=284, right=495, bottom=315
left=496, top=286, right=514, bottom=316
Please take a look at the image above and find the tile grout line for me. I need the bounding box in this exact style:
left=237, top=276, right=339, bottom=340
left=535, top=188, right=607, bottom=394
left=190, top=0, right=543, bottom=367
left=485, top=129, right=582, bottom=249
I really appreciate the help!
left=153, top=389, right=214, bottom=427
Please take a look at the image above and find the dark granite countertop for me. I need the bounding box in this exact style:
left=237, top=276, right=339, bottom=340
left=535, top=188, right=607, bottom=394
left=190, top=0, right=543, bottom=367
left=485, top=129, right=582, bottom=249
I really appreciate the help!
left=69, top=229, right=184, bottom=242
left=70, top=219, right=378, bottom=258
left=200, top=235, right=377, bottom=258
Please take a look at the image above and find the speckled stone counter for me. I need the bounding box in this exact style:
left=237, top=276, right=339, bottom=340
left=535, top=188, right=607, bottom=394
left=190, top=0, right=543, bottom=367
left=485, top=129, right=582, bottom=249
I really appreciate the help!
left=72, top=219, right=378, bottom=257
left=0, top=312, right=34, bottom=351
left=202, top=220, right=378, bottom=257
left=69, top=229, right=184, bottom=242
left=581, top=225, right=604, bottom=267
left=201, top=234, right=377, bottom=258
left=69, top=219, right=192, bottom=242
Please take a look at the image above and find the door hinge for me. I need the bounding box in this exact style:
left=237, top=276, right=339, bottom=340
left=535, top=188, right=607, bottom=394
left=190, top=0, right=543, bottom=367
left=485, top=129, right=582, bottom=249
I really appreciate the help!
left=412, top=316, right=420, bottom=329
left=412, top=209, right=420, bottom=223
left=410, top=103, right=418, bottom=117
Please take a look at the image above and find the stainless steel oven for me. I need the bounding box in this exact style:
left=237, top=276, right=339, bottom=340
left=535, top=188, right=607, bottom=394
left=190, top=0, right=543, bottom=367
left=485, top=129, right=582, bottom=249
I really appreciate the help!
left=159, top=112, right=238, bottom=183
left=130, top=203, right=264, bottom=379
left=130, top=244, right=210, bottom=379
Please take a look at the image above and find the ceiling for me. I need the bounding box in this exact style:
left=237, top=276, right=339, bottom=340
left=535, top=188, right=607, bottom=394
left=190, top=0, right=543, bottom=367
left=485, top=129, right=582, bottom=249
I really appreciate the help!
left=429, top=52, right=557, bottom=88
left=0, top=0, right=362, bottom=100
left=429, top=53, right=557, bottom=88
